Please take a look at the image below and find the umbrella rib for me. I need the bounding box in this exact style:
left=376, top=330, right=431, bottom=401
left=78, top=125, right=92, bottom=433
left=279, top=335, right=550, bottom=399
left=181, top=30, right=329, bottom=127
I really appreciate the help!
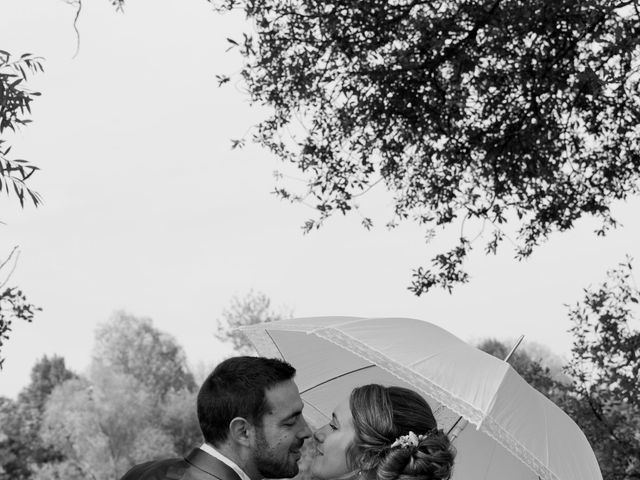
left=264, top=330, right=286, bottom=360
left=446, top=415, right=465, bottom=436
left=299, top=364, right=377, bottom=394
left=303, top=400, right=331, bottom=424
left=539, top=391, right=551, bottom=468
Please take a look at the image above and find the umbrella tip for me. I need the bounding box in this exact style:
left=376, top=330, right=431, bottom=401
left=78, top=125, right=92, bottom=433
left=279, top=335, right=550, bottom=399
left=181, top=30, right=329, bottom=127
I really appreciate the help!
left=504, top=335, right=525, bottom=363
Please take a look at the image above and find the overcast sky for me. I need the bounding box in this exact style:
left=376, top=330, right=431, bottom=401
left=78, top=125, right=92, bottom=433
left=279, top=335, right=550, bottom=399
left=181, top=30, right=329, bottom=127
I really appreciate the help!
left=1, top=0, right=639, bottom=398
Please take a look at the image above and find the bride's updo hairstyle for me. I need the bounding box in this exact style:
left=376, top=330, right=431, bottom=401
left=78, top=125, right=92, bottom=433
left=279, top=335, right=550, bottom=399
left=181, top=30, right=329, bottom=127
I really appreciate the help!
left=347, top=385, right=455, bottom=480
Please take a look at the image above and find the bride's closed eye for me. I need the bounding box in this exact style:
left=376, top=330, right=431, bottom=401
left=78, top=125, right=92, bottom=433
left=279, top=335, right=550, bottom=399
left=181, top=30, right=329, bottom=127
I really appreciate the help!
left=329, top=423, right=338, bottom=431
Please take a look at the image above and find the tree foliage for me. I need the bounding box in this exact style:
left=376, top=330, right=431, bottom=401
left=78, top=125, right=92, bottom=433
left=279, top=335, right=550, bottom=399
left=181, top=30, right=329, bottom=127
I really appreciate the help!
left=481, top=258, right=640, bottom=480
left=40, top=374, right=178, bottom=480
left=215, top=290, right=291, bottom=354
left=0, top=50, right=42, bottom=207
left=215, top=0, right=640, bottom=294
left=0, top=247, right=41, bottom=370
left=477, top=338, right=573, bottom=409
left=29, top=459, right=84, bottom=480
left=0, top=356, right=76, bottom=480
left=0, top=288, right=39, bottom=370
left=17, top=355, right=77, bottom=411
left=566, top=258, right=640, bottom=480
left=110, top=0, right=126, bottom=10
left=158, top=387, right=202, bottom=456
left=39, top=314, right=201, bottom=480
left=92, top=311, right=196, bottom=399
left=0, top=49, right=43, bottom=368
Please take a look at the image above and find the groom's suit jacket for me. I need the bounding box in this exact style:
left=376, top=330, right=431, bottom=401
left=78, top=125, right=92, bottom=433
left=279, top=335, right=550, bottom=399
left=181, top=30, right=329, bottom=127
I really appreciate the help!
left=119, top=448, right=244, bottom=480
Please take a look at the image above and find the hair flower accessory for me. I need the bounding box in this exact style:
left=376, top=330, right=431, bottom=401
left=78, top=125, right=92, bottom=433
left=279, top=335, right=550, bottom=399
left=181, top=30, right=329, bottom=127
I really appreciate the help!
left=390, top=431, right=427, bottom=449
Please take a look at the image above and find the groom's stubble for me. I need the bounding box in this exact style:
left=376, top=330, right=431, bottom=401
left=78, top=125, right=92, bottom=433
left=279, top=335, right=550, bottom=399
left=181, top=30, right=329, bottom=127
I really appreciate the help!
left=254, top=425, right=304, bottom=478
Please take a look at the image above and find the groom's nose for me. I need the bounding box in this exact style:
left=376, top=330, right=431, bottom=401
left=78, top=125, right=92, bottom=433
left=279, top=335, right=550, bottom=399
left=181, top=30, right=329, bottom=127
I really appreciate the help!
left=298, top=416, right=312, bottom=440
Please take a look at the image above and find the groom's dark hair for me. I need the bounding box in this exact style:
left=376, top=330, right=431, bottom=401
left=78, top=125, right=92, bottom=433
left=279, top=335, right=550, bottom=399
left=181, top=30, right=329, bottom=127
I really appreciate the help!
left=197, top=356, right=297, bottom=445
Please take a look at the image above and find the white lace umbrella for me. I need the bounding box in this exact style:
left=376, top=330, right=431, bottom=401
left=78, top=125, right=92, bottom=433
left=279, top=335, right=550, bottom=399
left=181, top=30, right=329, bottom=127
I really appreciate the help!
left=241, top=316, right=602, bottom=480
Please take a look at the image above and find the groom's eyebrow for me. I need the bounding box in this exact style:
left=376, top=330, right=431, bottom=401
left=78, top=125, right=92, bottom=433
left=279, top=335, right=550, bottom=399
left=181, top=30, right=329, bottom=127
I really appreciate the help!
left=282, top=409, right=303, bottom=422
left=332, top=413, right=339, bottom=426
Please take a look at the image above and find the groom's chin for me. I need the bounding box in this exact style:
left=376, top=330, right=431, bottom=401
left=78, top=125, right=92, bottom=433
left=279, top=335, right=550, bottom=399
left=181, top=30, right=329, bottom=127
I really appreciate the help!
left=287, top=462, right=301, bottom=478
left=258, top=462, right=299, bottom=479
left=285, top=462, right=300, bottom=478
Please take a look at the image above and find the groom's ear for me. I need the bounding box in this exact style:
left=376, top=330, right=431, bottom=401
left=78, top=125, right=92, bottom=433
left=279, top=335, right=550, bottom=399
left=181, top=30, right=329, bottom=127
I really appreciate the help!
left=228, top=417, right=254, bottom=447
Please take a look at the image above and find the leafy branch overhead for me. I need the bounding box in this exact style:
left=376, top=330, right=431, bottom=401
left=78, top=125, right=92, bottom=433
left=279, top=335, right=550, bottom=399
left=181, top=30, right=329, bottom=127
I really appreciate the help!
left=0, top=247, right=41, bottom=370
left=567, top=257, right=640, bottom=412
left=214, top=0, right=640, bottom=294
left=0, top=50, right=43, bottom=367
left=0, top=50, right=43, bottom=207
left=565, top=257, right=640, bottom=478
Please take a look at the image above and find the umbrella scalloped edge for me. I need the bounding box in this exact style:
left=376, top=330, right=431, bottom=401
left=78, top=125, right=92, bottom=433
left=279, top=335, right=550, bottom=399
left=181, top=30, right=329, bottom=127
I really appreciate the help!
left=313, top=327, right=560, bottom=480
left=482, top=414, right=558, bottom=480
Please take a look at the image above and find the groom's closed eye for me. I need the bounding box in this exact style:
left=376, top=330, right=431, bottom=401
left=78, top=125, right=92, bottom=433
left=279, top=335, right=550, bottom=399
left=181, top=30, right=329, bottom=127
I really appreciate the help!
left=282, top=412, right=302, bottom=426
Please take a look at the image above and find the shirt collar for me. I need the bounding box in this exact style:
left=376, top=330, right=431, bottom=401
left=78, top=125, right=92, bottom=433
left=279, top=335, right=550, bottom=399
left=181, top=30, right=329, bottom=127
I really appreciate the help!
left=199, top=443, right=253, bottom=480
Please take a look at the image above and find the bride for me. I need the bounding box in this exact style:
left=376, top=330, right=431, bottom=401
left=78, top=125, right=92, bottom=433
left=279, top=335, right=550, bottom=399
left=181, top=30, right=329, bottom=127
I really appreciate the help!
left=310, top=384, right=455, bottom=480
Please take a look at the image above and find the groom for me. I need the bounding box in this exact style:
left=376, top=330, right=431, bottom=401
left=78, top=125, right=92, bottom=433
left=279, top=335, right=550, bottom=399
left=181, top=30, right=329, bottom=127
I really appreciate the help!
left=120, top=356, right=312, bottom=480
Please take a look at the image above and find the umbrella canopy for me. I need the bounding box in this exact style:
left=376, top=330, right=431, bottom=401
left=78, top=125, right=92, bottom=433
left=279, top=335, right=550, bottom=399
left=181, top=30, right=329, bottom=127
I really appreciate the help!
left=241, top=316, right=602, bottom=480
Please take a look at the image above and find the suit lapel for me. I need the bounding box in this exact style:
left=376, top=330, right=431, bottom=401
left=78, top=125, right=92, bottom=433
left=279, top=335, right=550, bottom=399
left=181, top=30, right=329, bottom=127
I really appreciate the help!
left=185, top=449, right=244, bottom=480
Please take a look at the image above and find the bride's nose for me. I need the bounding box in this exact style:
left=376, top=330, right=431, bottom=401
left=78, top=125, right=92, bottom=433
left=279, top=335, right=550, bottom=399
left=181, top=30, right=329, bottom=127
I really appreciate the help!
left=313, top=426, right=327, bottom=443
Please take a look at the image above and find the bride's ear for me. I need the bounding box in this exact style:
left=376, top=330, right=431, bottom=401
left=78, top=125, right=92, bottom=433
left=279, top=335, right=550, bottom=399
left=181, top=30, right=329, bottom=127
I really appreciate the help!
left=228, top=417, right=254, bottom=447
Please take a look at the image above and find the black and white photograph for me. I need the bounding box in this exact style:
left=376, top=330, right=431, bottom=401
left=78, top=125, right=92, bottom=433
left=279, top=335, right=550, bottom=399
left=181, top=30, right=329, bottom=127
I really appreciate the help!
left=1, top=1, right=639, bottom=480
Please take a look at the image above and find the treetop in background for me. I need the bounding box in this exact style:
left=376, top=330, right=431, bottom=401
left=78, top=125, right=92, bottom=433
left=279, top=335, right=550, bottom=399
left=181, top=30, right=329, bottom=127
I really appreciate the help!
left=215, top=0, right=640, bottom=294
left=0, top=356, right=76, bottom=480
left=93, top=312, right=197, bottom=398
left=215, top=290, right=291, bottom=355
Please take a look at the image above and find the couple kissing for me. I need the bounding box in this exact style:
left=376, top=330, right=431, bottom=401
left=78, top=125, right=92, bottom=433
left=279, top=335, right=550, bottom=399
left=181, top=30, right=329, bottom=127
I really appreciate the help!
left=121, top=356, right=455, bottom=480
